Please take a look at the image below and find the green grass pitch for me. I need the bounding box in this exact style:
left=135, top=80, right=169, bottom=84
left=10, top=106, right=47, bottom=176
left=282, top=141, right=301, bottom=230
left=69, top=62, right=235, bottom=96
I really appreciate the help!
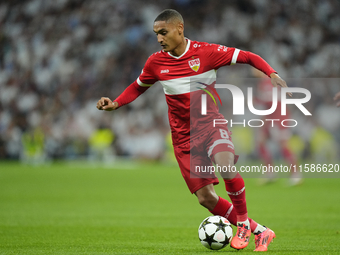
left=0, top=160, right=339, bottom=254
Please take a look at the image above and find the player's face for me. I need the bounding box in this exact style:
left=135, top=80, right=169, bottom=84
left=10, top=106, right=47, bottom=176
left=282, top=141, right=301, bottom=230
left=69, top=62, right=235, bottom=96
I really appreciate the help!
left=153, top=20, right=183, bottom=53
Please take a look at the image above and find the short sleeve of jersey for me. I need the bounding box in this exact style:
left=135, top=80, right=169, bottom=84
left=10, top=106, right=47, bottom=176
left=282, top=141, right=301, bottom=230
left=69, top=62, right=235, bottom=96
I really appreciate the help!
left=205, top=44, right=240, bottom=70
left=137, top=55, right=158, bottom=87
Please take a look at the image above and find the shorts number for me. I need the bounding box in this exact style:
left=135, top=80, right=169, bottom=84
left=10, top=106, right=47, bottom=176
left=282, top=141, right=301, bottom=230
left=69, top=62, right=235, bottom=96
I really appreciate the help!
left=219, top=129, right=229, bottom=139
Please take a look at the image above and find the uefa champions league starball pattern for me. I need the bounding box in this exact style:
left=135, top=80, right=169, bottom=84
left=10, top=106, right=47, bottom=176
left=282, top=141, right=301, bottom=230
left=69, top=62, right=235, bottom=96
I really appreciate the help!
left=198, top=216, right=233, bottom=250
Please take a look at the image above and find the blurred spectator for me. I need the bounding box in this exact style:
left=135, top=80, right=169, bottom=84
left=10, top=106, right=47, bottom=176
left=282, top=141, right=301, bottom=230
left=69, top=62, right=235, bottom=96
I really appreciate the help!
left=21, top=127, right=46, bottom=164
left=88, top=124, right=115, bottom=163
left=334, top=91, right=340, bottom=107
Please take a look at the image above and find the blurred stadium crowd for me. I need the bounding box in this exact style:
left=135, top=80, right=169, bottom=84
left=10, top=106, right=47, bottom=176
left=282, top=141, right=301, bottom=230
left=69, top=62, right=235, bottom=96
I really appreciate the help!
left=0, top=0, right=339, bottom=162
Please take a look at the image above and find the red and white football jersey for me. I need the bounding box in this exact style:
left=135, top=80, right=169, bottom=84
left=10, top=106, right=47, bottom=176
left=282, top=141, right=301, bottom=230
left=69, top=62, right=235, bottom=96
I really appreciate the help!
left=137, top=39, right=242, bottom=145
left=137, top=40, right=239, bottom=144
left=116, top=39, right=276, bottom=146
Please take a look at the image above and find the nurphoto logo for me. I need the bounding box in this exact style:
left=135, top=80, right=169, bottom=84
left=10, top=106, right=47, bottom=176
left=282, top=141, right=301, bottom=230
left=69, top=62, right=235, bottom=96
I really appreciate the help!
left=200, top=84, right=312, bottom=128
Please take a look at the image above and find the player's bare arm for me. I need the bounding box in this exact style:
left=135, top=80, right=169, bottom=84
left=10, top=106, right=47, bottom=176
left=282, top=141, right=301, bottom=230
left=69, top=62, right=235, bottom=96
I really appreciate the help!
left=96, top=97, right=119, bottom=111
left=334, top=92, right=340, bottom=107
left=270, top=72, right=292, bottom=97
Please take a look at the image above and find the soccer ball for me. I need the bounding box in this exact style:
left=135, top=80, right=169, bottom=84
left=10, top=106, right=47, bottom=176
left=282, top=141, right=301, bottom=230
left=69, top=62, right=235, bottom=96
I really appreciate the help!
left=198, top=215, right=233, bottom=250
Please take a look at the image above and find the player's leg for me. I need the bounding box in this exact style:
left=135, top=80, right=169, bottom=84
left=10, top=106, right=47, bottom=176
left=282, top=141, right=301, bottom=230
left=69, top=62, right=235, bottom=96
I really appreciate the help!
left=192, top=170, right=274, bottom=251
left=205, top=127, right=251, bottom=249
left=274, top=127, right=302, bottom=185
left=280, top=140, right=296, bottom=165
left=279, top=139, right=302, bottom=185
left=176, top=138, right=259, bottom=233
left=194, top=183, right=219, bottom=211
left=196, top=182, right=273, bottom=251
left=215, top=152, right=276, bottom=251
left=214, top=151, right=248, bottom=224
left=180, top=131, right=275, bottom=250
left=258, top=127, right=273, bottom=167
left=214, top=151, right=247, bottom=221
left=208, top=128, right=275, bottom=250
left=258, top=126, right=276, bottom=183
left=196, top=185, right=264, bottom=231
left=213, top=150, right=251, bottom=249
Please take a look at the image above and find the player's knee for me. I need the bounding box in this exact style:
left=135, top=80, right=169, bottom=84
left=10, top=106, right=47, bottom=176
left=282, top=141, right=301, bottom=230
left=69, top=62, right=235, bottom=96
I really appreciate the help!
left=220, top=168, right=237, bottom=180
left=214, top=151, right=234, bottom=167
left=214, top=151, right=236, bottom=180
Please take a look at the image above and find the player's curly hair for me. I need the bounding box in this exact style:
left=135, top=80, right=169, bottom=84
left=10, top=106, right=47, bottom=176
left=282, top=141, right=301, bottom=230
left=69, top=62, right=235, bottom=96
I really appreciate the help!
left=154, top=9, right=184, bottom=25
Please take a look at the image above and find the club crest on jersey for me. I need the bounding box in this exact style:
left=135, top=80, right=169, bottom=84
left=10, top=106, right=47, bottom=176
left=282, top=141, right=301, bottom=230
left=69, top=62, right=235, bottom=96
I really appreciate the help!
left=188, top=58, right=200, bottom=72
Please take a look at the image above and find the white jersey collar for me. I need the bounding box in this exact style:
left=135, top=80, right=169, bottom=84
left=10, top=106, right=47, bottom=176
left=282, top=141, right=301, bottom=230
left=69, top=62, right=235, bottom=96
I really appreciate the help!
left=167, top=39, right=191, bottom=59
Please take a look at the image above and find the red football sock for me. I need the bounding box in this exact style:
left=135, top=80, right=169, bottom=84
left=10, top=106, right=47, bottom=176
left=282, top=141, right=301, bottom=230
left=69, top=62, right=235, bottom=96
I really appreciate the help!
left=259, top=143, right=272, bottom=166
left=209, top=196, right=237, bottom=225
left=282, top=145, right=297, bottom=167
left=210, top=196, right=259, bottom=232
left=223, top=173, right=248, bottom=222
left=249, top=218, right=259, bottom=233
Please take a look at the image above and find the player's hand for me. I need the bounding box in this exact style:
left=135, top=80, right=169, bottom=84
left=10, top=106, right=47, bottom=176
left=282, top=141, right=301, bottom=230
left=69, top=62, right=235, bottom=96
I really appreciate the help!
left=270, top=73, right=292, bottom=97
left=334, top=92, right=340, bottom=107
left=96, top=97, right=119, bottom=111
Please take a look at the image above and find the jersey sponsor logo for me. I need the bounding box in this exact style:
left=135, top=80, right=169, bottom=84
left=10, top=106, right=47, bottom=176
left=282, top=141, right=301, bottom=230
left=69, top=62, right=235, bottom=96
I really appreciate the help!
left=188, top=58, right=200, bottom=72
left=161, top=69, right=169, bottom=73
